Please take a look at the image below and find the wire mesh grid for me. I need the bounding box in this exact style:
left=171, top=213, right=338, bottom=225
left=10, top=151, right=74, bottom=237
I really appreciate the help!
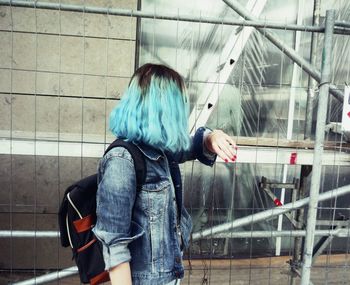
left=0, top=0, right=350, bottom=284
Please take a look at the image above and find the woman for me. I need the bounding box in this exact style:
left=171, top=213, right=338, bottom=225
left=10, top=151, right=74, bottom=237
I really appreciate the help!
left=93, top=63, right=237, bottom=285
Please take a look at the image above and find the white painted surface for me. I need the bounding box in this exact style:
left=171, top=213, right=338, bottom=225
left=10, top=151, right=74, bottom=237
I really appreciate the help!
left=341, top=86, right=350, bottom=132
left=1, top=138, right=349, bottom=166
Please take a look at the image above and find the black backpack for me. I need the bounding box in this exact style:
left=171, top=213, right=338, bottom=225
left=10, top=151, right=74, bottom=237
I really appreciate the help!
left=58, top=139, right=146, bottom=285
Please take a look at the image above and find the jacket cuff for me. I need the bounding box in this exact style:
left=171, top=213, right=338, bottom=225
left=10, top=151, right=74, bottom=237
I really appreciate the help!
left=92, top=221, right=144, bottom=270
left=102, top=243, right=131, bottom=271
left=193, top=127, right=217, bottom=166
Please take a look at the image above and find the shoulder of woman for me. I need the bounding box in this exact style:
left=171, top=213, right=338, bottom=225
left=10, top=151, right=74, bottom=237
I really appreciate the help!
left=103, top=146, right=135, bottom=165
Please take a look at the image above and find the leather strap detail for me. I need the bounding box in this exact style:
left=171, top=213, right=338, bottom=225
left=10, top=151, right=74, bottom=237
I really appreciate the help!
left=73, top=214, right=95, bottom=233
left=77, top=238, right=97, bottom=253
left=90, top=270, right=110, bottom=285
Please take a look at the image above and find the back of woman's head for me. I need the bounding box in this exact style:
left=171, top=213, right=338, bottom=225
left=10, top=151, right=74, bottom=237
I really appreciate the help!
left=109, top=63, right=191, bottom=153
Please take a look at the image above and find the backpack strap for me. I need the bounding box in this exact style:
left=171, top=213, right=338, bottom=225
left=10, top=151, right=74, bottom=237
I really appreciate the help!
left=104, top=139, right=146, bottom=190
left=165, top=152, right=182, bottom=222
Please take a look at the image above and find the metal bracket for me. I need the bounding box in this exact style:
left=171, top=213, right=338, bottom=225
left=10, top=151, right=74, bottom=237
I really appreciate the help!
left=259, top=176, right=301, bottom=228
left=259, top=176, right=300, bottom=190
left=312, top=214, right=349, bottom=264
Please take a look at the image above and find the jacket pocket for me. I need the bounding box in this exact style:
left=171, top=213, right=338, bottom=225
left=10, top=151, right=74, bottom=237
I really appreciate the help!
left=137, top=180, right=170, bottom=217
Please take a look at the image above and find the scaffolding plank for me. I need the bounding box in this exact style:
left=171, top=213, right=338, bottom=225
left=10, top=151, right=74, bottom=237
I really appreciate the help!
left=235, top=136, right=350, bottom=150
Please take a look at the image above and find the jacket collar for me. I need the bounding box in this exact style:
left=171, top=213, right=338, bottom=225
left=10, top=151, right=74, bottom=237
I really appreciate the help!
left=133, top=142, right=164, bottom=161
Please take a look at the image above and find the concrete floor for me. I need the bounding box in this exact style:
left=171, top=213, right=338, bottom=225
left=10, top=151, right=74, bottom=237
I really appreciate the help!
left=2, top=255, right=350, bottom=285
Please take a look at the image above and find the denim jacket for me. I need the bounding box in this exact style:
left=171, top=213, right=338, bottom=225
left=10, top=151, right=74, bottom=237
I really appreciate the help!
left=93, top=127, right=216, bottom=285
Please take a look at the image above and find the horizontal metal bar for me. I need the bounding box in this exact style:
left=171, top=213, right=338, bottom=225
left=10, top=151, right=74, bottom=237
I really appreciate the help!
left=212, top=229, right=350, bottom=238
left=1, top=228, right=350, bottom=239
left=11, top=266, right=78, bottom=285
left=335, top=20, right=350, bottom=29
left=316, top=220, right=350, bottom=226
left=334, top=27, right=350, bottom=35
left=262, top=183, right=297, bottom=189
left=0, top=230, right=59, bottom=238
left=192, top=183, right=350, bottom=240
left=1, top=0, right=347, bottom=34
left=0, top=138, right=107, bottom=157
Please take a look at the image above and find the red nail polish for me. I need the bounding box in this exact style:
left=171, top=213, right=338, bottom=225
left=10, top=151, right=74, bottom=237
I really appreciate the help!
left=225, top=158, right=228, bottom=163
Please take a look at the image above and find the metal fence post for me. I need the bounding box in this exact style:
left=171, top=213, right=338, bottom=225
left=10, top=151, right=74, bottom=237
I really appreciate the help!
left=300, top=9, right=336, bottom=285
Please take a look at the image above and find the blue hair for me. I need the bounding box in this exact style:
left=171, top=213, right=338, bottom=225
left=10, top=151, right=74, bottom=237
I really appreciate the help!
left=109, top=64, right=191, bottom=153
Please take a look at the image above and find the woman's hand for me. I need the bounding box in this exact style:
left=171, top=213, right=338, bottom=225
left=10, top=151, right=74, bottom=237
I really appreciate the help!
left=205, top=129, right=238, bottom=163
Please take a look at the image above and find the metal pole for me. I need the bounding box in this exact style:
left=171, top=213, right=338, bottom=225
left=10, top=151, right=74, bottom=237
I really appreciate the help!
left=0, top=231, right=59, bottom=238
left=192, top=182, right=350, bottom=240
left=0, top=0, right=348, bottom=34
left=292, top=0, right=321, bottom=276
left=1, top=227, right=350, bottom=239
left=10, top=266, right=78, bottom=285
left=293, top=269, right=315, bottom=285
left=276, top=0, right=305, bottom=256
left=292, top=166, right=311, bottom=266
left=134, top=0, right=142, bottom=71
left=211, top=229, right=350, bottom=238
left=335, top=20, right=350, bottom=28
left=300, top=9, right=335, bottom=285
left=304, top=0, right=321, bottom=139
left=222, top=0, right=343, bottom=103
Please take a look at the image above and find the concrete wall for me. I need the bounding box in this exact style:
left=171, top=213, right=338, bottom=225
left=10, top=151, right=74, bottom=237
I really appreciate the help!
left=0, top=0, right=137, bottom=271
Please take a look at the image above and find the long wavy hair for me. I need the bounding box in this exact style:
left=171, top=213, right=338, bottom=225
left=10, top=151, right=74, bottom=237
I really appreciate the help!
left=109, top=63, right=191, bottom=152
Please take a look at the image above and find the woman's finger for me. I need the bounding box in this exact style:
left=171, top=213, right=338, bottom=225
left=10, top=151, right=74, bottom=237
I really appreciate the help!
left=206, top=130, right=238, bottom=163
left=213, top=140, right=237, bottom=162
left=217, top=139, right=237, bottom=162
left=212, top=143, right=230, bottom=162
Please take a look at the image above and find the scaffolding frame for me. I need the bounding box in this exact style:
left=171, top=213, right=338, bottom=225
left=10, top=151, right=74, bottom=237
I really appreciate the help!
left=0, top=0, right=350, bottom=284
left=4, top=182, right=350, bottom=284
